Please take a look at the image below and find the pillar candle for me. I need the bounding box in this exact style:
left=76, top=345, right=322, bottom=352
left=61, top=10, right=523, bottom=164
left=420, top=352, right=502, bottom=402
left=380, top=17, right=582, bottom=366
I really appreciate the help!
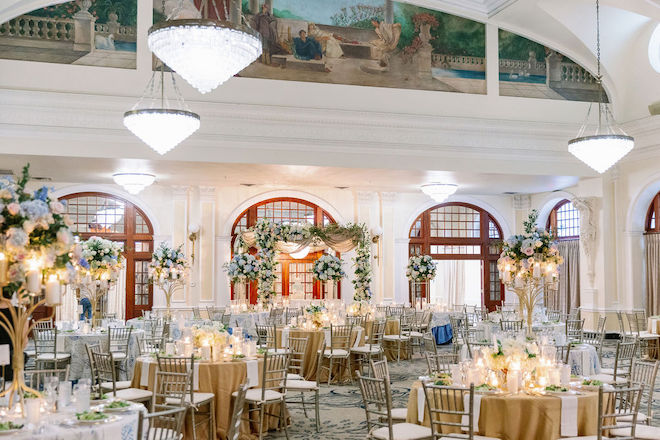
left=26, top=268, right=41, bottom=293
left=0, top=253, right=7, bottom=285
left=507, top=370, right=519, bottom=394
left=533, top=263, right=541, bottom=278
left=560, top=364, right=571, bottom=386
left=200, top=346, right=211, bottom=361
left=45, top=275, right=61, bottom=306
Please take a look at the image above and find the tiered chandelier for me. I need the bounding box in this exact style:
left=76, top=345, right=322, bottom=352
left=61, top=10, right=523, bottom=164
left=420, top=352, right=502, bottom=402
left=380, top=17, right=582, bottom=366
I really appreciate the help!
left=147, top=0, right=262, bottom=94
left=568, top=0, right=634, bottom=173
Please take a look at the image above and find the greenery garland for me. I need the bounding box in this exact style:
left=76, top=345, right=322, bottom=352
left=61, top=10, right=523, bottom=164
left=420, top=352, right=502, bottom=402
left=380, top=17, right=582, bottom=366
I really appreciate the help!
left=352, top=227, right=372, bottom=302
left=247, top=219, right=371, bottom=305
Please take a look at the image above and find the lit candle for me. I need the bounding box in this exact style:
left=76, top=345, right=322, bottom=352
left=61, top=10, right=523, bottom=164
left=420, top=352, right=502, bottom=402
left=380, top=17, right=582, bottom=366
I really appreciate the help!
left=533, top=263, right=541, bottom=278
left=538, top=375, right=548, bottom=388
left=26, top=259, right=41, bottom=293
left=560, top=364, right=571, bottom=386
left=45, top=274, right=61, bottom=306
left=0, top=253, right=7, bottom=285
left=200, top=342, right=211, bottom=361
left=507, top=370, right=519, bottom=394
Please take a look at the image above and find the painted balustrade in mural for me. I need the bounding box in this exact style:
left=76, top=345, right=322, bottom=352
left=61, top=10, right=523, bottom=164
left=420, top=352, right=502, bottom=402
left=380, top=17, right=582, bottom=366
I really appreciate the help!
left=0, top=15, right=74, bottom=41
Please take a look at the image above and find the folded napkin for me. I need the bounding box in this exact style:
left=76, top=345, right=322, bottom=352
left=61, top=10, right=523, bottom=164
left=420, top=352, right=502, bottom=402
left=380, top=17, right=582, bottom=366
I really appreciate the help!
left=461, top=393, right=482, bottom=432
left=353, top=327, right=363, bottom=348
left=245, top=359, right=259, bottom=387
left=417, top=385, right=426, bottom=423
left=558, top=394, right=578, bottom=437
left=282, top=328, right=290, bottom=349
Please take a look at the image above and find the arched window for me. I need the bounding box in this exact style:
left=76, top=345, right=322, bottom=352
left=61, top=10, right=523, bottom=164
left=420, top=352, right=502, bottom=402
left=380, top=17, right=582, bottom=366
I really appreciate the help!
left=547, top=199, right=580, bottom=240
left=646, top=193, right=660, bottom=233
left=231, top=198, right=337, bottom=302
left=60, top=192, right=154, bottom=319
left=408, top=203, right=503, bottom=310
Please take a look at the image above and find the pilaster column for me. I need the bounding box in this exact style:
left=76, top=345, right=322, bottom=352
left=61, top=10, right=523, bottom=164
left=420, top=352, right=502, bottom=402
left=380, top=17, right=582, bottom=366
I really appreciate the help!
left=216, top=235, right=233, bottom=306
left=171, top=186, right=190, bottom=303
left=199, top=187, right=216, bottom=303
left=380, top=192, right=397, bottom=303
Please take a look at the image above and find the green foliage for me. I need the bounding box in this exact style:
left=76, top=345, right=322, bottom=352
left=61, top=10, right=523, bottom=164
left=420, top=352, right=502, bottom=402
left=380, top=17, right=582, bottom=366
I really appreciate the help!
left=498, top=29, right=546, bottom=62
left=523, top=209, right=540, bottom=234
left=396, top=4, right=485, bottom=57
left=31, top=0, right=137, bottom=26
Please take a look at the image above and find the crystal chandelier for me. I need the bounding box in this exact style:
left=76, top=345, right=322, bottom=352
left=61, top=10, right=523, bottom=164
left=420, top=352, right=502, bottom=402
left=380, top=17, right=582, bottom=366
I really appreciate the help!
left=421, top=183, right=458, bottom=202
left=148, top=0, right=262, bottom=94
left=112, top=173, right=156, bottom=195
left=568, top=0, right=633, bottom=173
left=123, top=68, right=200, bottom=155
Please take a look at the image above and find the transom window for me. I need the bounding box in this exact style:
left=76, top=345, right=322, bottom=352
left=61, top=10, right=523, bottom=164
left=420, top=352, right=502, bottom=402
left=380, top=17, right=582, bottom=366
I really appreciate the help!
left=231, top=197, right=337, bottom=302
left=409, top=202, right=503, bottom=310
left=60, top=192, right=154, bottom=319
left=547, top=200, right=580, bottom=239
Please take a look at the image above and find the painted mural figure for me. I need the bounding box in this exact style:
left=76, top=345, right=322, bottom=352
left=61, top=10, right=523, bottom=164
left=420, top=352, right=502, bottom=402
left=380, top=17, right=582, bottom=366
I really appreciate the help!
left=370, top=20, right=401, bottom=67
left=254, top=3, right=278, bottom=64
left=308, top=23, right=343, bottom=59
left=293, top=30, right=323, bottom=61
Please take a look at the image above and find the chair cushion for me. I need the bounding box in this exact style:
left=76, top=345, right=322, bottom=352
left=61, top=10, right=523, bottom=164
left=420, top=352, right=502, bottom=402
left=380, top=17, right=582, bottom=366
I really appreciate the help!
left=556, top=437, right=608, bottom=440
left=351, top=345, right=382, bottom=354
left=616, top=412, right=647, bottom=423
left=589, top=373, right=627, bottom=384
left=610, top=424, right=660, bottom=439
left=36, top=353, right=71, bottom=360
left=101, top=380, right=131, bottom=391
left=638, top=331, right=659, bottom=339
left=286, top=373, right=303, bottom=381
left=114, top=388, right=152, bottom=401
left=23, top=349, right=36, bottom=356
left=321, top=349, right=349, bottom=357
left=440, top=437, right=500, bottom=440
left=600, top=367, right=614, bottom=375
left=111, top=352, right=127, bottom=360
left=408, top=331, right=424, bottom=338
left=165, top=392, right=215, bottom=405
left=383, top=335, right=409, bottom=341
left=371, top=423, right=432, bottom=440
left=390, top=408, right=408, bottom=420
left=286, top=380, right=318, bottom=391
left=267, top=348, right=290, bottom=354
left=232, top=388, right=284, bottom=403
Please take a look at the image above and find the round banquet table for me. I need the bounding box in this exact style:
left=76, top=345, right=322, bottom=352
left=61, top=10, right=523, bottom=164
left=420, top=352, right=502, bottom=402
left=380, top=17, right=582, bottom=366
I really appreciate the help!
left=476, top=321, right=565, bottom=342
left=132, top=356, right=282, bottom=440
left=275, top=327, right=365, bottom=381
left=10, top=406, right=142, bottom=439
left=568, top=344, right=601, bottom=376
left=230, top=312, right=270, bottom=336
left=55, top=328, right=143, bottom=381
left=647, top=317, right=660, bottom=359
left=406, top=382, right=600, bottom=440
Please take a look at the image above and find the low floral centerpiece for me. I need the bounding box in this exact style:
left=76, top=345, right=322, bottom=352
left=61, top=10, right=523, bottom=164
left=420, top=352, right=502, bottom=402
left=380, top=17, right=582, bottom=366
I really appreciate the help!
left=191, top=322, right=228, bottom=348
left=304, top=304, right=328, bottom=329
left=497, top=210, right=562, bottom=334
left=0, top=165, right=78, bottom=405
left=149, top=242, right=190, bottom=317
left=223, top=252, right=259, bottom=302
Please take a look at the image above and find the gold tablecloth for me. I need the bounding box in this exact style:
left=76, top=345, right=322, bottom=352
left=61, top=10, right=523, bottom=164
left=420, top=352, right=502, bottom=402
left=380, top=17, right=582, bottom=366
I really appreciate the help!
left=406, top=382, right=600, bottom=440
left=131, top=357, right=282, bottom=440
left=275, top=327, right=364, bottom=381
left=646, top=317, right=660, bottom=359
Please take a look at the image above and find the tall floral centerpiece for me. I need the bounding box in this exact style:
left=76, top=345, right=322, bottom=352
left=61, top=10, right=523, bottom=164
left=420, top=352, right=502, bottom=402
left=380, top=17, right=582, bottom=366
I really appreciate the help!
left=0, top=165, right=78, bottom=406
left=78, top=236, right=124, bottom=325
left=497, top=210, right=562, bottom=335
left=223, top=252, right=259, bottom=302
left=406, top=255, right=436, bottom=308
left=149, top=242, right=189, bottom=318
left=312, top=254, right=345, bottom=300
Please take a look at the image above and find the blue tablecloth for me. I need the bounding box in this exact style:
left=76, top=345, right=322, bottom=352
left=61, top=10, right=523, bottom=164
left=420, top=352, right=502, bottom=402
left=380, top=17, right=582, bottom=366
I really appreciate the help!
left=432, top=324, right=453, bottom=344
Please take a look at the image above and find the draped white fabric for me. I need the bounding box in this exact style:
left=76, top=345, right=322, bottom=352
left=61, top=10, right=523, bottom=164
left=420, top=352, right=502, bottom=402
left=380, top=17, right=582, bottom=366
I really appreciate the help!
left=645, top=233, right=660, bottom=315
left=57, top=285, right=78, bottom=322
left=556, top=239, right=580, bottom=314
left=429, top=260, right=481, bottom=307
left=107, top=267, right=127, bottom=320
left=240, top=230, right=359, bottom=254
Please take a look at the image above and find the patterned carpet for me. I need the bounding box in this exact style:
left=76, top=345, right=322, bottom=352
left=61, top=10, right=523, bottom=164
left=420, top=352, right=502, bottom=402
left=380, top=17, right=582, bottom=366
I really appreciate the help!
left=268, top=342, right=660, bottom=439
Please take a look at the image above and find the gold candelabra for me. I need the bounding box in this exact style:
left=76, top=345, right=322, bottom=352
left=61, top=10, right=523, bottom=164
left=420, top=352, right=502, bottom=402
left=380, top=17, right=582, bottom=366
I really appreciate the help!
left=157, top=278, right=184, bottom=318
left=505, top=277, right=557, bottom=335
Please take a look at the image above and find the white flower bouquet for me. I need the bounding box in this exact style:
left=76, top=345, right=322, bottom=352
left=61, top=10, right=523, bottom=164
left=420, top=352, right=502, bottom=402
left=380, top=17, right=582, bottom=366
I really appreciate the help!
left=312, top=254, right=345, bottom=282
left=81, top=236, right=124, bottom=279
left=406, top=255, right=436, bottom=282
left=223, top=252, right=259, bottom=283
left=149, top=242, right=189, bottom=283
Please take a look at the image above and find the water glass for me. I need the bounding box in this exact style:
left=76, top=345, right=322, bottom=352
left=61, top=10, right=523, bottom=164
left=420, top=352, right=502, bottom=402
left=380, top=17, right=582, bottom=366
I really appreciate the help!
left=23, top=398, right=41, bottom=425
left=58, top=380, right=72, bottom=409
left=73, top=383, right=90, bottom=412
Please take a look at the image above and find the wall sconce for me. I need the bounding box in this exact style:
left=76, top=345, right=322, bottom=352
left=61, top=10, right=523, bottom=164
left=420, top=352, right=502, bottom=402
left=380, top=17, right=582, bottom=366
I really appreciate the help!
left=188, top=223, right=200, bottom=265
left=371, top=226, right=383, bottom=264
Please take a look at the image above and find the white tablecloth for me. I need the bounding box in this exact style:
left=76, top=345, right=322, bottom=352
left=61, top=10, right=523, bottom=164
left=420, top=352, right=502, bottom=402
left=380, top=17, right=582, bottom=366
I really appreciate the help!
left=11, top=407, right=141, bottom=439
left=55, top=329, right=143, bottom=381
left=568, top=344, right=601, bottom=376
left=429, top=312, right=452, bottom=328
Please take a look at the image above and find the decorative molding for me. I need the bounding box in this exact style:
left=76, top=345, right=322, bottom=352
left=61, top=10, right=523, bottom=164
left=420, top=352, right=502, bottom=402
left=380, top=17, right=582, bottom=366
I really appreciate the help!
left=171, top=185, right=190, bottom=199
left=512, top=194, right=531, bottom=210
left=356, top=191, right=377, bottom=204
left=380, top=192, right=398, bottom=205
left=199, top=186, right=216, bottom=202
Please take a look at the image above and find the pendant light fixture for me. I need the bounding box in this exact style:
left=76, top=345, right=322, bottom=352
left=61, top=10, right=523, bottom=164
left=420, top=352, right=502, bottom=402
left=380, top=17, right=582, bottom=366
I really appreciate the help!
left=568, top=0, right=633, bottom=173
left=420, top=183, right=458, bottom=203
left=112, top=173, right=156, bottom=194
left=148, top=0, right=262, bottom=94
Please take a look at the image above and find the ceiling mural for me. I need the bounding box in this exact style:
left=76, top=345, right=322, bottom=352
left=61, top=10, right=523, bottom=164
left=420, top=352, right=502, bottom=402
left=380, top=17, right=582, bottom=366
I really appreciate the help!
left=0, top=0, right=137, bottom=69
left=498, top=29, right=605, bottom=102
left=237, top=0, right=487, bottom=94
